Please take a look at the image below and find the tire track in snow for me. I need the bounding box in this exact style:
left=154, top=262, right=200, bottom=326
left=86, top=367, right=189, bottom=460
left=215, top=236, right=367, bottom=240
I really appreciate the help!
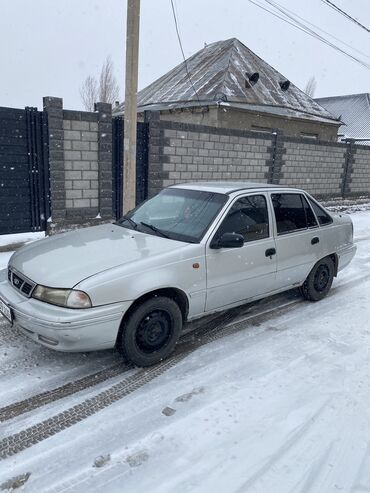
left=0, top=271, right=368, bottom=458
left=0, top=297, right=301, bottom=459
left=0, top=305, right=246, bottom=423
left=0, top=354, right=188, bottom=460
left=0, top=362, right=132, bottom=423
left=233, top=399, right=333, bottom=493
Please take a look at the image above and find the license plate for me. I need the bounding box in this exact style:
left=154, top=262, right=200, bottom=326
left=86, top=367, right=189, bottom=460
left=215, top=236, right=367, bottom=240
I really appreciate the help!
left=0, top=296, right=13, bottom=323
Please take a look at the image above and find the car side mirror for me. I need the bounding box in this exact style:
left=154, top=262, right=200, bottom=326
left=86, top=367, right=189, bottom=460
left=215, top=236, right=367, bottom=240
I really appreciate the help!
left=211, top=232, right=244, bottom=249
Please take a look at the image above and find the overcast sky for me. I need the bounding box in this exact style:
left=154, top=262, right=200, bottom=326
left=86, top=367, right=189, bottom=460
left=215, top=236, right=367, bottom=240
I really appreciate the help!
left=0, top=0, right=369, bottom=110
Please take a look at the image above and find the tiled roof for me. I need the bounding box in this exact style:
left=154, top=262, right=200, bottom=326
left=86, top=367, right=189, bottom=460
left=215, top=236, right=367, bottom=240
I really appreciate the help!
left=115, top=38, right=339, bottom=125
left=315, top=93, right=370, bottom=141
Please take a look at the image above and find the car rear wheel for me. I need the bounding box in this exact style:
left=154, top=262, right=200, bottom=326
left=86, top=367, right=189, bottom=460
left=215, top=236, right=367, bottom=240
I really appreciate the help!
left=118, top=296, right=183, bottom=367
left=300, top=257, right=335, bottom=302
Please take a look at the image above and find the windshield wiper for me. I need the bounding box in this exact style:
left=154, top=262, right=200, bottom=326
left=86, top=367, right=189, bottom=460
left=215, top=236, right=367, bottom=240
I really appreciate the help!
left=140, top=222, right=170, bottom=238
left=119, top=216, right=138, bottom=229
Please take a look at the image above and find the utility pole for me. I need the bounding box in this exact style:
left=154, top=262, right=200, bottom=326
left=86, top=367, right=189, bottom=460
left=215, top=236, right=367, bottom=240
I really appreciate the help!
left=123, top=0, right=140, bottom=214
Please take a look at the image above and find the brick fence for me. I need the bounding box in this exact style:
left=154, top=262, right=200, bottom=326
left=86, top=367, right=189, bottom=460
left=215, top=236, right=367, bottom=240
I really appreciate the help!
left=146, top=118, right=370, bottom=200
left=1, top=100, right=369, bottom=235
left=43, top=97, right=113, bottom=232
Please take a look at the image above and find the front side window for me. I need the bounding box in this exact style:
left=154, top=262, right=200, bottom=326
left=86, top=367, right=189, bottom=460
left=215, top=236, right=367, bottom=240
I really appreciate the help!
left=216, top=195, right=269, bottom=242
left=308, top=198, right=333, bottom=225
left=116, top=188, right=228, bottom=243
left=272, top=193, right=317, bottom=234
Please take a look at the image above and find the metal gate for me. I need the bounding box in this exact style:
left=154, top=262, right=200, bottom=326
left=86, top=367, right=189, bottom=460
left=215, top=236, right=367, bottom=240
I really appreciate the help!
left=0, top=106, right=49, bottom=235
left=112, top=117, right=148, bottom=219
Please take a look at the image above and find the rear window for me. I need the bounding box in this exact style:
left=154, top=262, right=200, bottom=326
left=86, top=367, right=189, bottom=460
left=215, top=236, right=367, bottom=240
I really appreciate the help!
left=308, top=198, right=333, bottom=226
left=271, top=193, right=318, bottom=234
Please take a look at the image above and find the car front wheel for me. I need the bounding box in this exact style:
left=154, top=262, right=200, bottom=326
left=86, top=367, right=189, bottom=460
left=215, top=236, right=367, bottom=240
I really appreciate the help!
left=118, top=296, right=183, bottom=367
left=300, top=256, right=335, bottom=302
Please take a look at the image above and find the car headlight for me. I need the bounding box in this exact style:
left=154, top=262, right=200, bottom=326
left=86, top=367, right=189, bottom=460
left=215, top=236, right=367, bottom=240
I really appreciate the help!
left=32, top=285, right=92, bottom=308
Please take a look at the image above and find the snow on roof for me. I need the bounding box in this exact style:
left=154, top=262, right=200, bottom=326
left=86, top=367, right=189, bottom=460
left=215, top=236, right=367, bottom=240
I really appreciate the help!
left=315, top=93, right=370, bottom=141
left=115, top=38, right=339, bottom=125
left=170, top=181, right=289, bottom=194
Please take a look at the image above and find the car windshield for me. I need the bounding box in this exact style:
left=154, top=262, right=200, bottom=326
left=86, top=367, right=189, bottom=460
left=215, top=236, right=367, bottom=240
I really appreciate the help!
left=116, top=188, right=228, bottom=243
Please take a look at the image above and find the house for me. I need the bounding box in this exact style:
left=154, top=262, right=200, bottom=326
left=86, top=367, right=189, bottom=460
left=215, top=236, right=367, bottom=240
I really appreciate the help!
left=315, top=93, right=370, bottom=143
left=114, top=38, right=341, bottom=141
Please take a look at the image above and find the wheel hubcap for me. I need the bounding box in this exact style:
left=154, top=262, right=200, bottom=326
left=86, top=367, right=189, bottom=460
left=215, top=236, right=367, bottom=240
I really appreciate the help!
left=136, top=310, right=172, bottom=354
left=314, top=264, right=330, bottom=292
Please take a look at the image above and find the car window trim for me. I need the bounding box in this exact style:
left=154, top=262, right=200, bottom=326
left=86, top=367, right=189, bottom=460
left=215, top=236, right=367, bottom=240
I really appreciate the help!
left=208, top=192, right=272, bottom=247
left=270, top=192, right=320, bottom=236
left=305, top=194, right=334, bottom=227
left=300, top=194, right=319, bottom=230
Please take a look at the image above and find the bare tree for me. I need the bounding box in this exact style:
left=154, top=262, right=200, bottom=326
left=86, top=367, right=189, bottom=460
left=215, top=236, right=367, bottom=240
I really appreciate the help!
left=79, top=75, right=98, bottom=112
left=80, top=57, right=120, bottom=111
left=304, top=76, right=317, bottom=97
left=98, top=57, right=119, bottom=104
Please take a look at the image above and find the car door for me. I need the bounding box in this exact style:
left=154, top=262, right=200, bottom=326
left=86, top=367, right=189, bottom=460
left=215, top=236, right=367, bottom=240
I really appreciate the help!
left=205, top=193, right=277, bottom=311
left=270, top=192, right=321, bottom=288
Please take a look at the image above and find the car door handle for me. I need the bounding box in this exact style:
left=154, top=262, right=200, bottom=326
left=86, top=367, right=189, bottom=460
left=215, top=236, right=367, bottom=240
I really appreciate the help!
left=311, top=237, right=319, bottom=245
left=265, top=248, right=276, bottom=257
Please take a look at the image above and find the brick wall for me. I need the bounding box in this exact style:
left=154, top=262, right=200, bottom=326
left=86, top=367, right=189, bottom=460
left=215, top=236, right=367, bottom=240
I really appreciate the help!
left=63, top=112, right=99, bottom=210
left=40, top=105, right=370, bottom=234
left=146, top=119, right=370, bottom=200
left=350, top=146, right=370, bottom=196
left=148, top=121, right=273, bottom=197
left=43, top=97, right=113, bottom=232
left=280, top=139, right=346, bottom=197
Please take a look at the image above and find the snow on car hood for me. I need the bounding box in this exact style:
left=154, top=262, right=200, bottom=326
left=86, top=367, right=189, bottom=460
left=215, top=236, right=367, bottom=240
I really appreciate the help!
left=9, top=223, right=184, bottom=287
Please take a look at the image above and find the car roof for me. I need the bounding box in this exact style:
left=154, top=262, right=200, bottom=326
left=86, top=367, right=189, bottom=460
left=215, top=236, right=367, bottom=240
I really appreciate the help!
left=170, top=181, right=302, bottom=195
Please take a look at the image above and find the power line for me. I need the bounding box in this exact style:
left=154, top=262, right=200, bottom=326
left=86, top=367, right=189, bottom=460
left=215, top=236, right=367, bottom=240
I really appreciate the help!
left=246, top=0, right=370, bottom=70
left=262, top=0, right=370, bottom=68
left=321, top=0, right=370, bottom=34
left=170, top=0, right=201, bottom=103
left=265, top=0, right=370, bottom=60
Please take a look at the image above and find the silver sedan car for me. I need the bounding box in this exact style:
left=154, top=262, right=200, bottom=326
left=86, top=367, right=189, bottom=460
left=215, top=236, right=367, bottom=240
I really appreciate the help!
left=0, top=182, right=356, bottom=366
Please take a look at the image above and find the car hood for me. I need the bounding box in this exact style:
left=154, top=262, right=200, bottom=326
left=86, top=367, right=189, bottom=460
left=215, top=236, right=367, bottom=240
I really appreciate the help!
left=9, top=223, right=185, bottom=287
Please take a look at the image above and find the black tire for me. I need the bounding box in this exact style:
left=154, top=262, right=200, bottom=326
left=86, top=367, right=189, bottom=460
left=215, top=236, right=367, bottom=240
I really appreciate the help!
left=118, top=296, right=183, bottom=367
left=300, top=257, right=334, bottom=302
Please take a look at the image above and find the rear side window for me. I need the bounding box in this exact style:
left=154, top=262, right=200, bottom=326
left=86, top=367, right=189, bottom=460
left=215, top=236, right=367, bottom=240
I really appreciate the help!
left=272, top=193, right=317, bottom=234
left=217, top=195, right=269, bottom=242
left=308, top=198, right=333, bottom=225
left=302, top=195, right=318, bottom=228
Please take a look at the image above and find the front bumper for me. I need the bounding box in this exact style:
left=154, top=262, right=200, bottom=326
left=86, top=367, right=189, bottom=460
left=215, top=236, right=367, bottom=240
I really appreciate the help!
left=0, top=269, right=132, bottom=352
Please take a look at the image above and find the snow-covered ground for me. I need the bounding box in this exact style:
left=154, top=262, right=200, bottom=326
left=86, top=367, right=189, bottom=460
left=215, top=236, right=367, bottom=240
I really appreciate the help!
left=0, top=232, right=45, bottom=248
left=0, top=210, right=369, bottom=492
left=0, top=231, right=45, bottom=272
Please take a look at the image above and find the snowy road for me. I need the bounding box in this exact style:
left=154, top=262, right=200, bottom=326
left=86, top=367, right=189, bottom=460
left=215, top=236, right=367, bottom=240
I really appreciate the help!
left=0, top=209, right=370, bottom=492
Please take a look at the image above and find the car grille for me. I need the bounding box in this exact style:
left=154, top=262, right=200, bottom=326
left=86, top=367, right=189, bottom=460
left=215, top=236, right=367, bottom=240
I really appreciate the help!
left=8, top=268, right=36, bottom=298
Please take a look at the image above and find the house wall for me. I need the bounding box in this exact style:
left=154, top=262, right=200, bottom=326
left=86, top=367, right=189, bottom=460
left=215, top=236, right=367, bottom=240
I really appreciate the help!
left=217, top=107, right=338, bottom=142
left=159, top=107, right=219, bottom=127
left=155, top=106, right=339, bottom=142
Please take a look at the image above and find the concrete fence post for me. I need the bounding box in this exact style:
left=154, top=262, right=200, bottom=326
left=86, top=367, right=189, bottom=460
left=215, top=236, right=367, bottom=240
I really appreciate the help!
left=95, top=102, right=113, bottom=219
left=43, top=97, right=65, bottom=226
left=342, top=140, right=356, bottom=198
